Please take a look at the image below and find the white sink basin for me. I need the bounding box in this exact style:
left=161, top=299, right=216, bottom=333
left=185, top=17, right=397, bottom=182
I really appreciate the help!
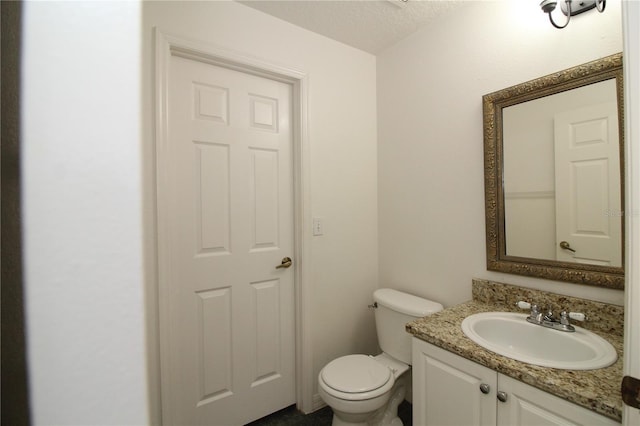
left=461, top=312, right=617, bottom=370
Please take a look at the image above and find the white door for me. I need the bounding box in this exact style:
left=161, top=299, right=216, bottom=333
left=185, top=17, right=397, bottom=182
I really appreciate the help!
left=554, top=102, right=622, bottom=266
left=159, top=54, right=296, bottom=425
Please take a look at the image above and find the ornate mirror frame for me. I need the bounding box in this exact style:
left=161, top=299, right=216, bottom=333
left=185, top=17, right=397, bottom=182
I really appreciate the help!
left=483, top=53, right=624, bottom=289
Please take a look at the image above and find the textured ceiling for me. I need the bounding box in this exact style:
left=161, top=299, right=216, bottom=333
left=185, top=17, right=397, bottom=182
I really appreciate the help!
left=238, top=0, right=465, bottom=54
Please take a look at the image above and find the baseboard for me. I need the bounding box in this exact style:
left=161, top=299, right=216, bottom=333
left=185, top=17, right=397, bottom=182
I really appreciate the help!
left=311, top=393, right=327, bottom=412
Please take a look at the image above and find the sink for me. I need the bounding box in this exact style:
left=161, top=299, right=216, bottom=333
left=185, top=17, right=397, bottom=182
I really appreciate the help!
left=461, top=312, right=617, bottom=370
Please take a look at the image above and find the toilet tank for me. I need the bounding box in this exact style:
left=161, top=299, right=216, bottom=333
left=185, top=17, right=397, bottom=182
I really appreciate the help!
left=373, top=288, right=443, bottom=364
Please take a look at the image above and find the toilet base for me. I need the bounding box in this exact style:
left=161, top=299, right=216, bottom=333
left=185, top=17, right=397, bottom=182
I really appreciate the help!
left=329, top=376, right=407, bottom=426
left=331, top=413, right=368, bottom=426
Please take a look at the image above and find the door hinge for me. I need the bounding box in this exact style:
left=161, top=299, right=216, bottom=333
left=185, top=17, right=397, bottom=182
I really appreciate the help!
left=622, top=376, right=640, bottom=409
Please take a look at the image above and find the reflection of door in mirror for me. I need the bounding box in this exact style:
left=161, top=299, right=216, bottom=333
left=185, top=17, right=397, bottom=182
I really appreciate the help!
left=502, top=79, right=621, bottom=266
left=554, top=101, right=621, bottom=267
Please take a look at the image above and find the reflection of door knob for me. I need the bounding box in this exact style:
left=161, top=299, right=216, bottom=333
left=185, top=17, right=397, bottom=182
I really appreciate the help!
left=559, top=241, right=576, bottom=252
left=276, top=257, right=292, bottom=269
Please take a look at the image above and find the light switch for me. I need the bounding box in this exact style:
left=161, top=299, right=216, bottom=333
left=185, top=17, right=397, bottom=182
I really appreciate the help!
left=313, top=217, right=324, bottom=236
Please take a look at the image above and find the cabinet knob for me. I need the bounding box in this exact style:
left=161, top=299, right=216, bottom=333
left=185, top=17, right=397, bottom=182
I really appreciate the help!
left=479, top=383, right=491, bottom=394
left=497, top=391, right=508, bottom=403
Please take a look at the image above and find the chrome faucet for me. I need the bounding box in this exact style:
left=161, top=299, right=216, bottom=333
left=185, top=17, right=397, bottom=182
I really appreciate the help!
left=530, top=303, right=543, bottom=323
left=543, top=307, right=557, bottom=323
left=516, top=301, right=586, bottom=332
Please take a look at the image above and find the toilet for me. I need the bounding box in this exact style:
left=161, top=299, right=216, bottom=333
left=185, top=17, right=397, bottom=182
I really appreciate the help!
left=318, top=288, right=443, bottom=426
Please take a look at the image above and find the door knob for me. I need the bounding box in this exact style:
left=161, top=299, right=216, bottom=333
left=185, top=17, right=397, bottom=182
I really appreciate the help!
left=622, top=376, right=640, bottom=409
left=276, top=257, right=292, bottom=269
left=559, top=241, right=576, bottom=252
left=497, top=391, right=508, bottom=403
left=479, top=383, right=491, bottom=394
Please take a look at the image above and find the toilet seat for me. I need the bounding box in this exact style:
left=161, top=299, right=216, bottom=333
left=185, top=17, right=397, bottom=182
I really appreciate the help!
left=319, top=355, right=394, bottom=401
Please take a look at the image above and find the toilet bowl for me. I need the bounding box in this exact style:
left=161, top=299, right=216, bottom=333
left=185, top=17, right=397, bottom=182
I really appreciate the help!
left=318, top=289, right=442, bottom=426
left=318, top=353, right=409, bottom=426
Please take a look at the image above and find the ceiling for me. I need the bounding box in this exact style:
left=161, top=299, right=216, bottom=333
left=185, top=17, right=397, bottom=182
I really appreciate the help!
left=238, top=0, right=466, bottom=54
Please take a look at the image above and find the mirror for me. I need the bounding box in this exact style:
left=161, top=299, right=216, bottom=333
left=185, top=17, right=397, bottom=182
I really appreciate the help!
left=483, top=53, right=624, bottom=289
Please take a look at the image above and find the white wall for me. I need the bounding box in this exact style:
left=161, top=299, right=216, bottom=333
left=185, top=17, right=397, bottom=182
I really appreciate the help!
left=142, top=0, right=379, bottom=415
left=22, top=2, right=149, bottom=424
left=377, top=0, right=625, bottom=307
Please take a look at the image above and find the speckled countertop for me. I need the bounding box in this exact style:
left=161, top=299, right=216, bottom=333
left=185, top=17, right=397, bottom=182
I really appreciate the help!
left=406, top=279, right=624, bottom=422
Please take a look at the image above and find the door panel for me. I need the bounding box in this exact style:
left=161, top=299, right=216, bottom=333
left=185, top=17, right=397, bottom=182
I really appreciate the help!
left=196, top=287, right=232, bottom=404
left=195, top=142, right=231, bottom=255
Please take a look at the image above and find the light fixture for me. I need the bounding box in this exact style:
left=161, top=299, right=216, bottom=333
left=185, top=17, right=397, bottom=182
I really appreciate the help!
left=386, top=0, right=408, bottom=9
left=540, top=0, right=606, bottom=29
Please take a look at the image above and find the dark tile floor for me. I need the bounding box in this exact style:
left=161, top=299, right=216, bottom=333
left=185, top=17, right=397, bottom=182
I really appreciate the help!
left=247, top=401, right=412, bottom=426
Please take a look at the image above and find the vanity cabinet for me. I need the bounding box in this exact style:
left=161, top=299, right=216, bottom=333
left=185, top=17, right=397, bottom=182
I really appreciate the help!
left=412, top=338, right=620, bottom=426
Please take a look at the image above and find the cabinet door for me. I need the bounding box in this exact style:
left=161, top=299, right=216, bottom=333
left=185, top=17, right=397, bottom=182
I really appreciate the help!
left=413, top=338, right=497, bottom=426
left=497, top=374, right=620, bottom=426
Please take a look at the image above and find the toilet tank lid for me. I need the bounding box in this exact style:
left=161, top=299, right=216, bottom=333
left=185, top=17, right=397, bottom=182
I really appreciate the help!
left=374, top=288, right=443, bottom=317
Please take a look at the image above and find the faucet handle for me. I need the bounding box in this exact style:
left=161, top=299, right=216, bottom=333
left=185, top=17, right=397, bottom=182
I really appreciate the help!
left=560, top=311, right=587, bottom=325
left=517, top=301, right=542, bottom=322
left=568, top=312, right=587, bottom=321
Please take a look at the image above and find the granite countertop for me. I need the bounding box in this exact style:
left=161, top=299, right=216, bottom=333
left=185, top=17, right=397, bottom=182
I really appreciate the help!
left=406, top=300, right=623, bottom=422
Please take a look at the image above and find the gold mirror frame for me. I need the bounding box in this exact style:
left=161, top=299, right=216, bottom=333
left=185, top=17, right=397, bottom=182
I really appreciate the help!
left=483, top=53, right=624, bottom=289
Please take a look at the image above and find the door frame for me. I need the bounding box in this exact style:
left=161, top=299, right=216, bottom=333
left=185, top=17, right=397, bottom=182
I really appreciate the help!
left=154, top=28, right=314, bottom=421
left=622, top=1, right=640, bottom=425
